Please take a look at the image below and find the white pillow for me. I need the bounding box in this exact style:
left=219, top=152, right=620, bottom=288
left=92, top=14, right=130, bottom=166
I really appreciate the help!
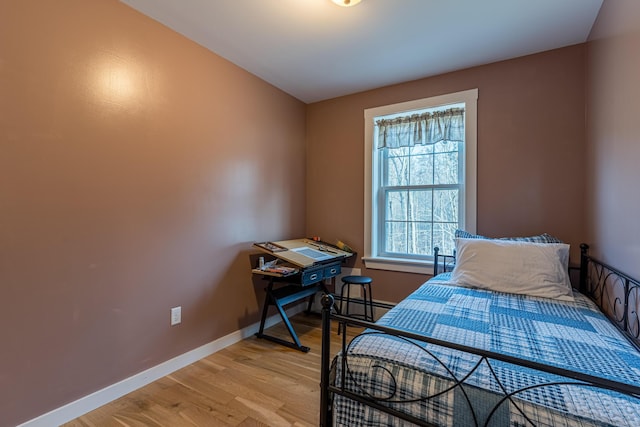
left=450, top=238, right=573, bottom=301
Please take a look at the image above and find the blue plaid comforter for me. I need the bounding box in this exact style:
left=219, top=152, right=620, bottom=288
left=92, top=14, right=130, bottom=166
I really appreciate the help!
left=333, top=274, right=640, bottom=426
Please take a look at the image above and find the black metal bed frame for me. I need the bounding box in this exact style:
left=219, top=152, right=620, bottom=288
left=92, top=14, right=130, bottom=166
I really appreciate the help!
left=319, top=243, right=640, bottom=426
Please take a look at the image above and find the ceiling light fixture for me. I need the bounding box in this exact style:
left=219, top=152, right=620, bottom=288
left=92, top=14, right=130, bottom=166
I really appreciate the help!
left=331, top=0, right=362, bottom=7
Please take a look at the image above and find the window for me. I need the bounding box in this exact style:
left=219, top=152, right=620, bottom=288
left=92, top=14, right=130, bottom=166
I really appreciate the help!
left=363, top=89, right=478, bottom=274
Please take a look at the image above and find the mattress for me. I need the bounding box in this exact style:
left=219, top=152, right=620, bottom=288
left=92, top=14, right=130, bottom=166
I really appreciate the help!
left=332, top=274, right=640, bottom=426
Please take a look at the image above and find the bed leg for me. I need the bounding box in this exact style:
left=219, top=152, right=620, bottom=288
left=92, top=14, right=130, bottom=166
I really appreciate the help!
left=320, top=293, right=334, bottom=427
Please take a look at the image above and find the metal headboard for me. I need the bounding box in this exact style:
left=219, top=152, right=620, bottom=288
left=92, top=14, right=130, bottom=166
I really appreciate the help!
left=433, top=246, right=456, bottom=276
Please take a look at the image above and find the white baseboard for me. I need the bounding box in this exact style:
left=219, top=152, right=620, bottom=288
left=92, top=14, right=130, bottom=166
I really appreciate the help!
left=18, top=304, right=307, bottom=427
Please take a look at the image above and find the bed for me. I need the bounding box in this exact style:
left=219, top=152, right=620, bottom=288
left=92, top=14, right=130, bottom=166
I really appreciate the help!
left=319, top=235, right=640, bottom=426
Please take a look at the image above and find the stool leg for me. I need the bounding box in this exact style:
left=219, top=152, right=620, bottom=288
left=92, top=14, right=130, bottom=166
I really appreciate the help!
left=345, top=284, right=351, bottom=317
left=362, top=284, right=372, bottom=322
left=367, top=283, right=374, bottom=322
left=360, top=284, right=367, bottom=321
left=338, top=282, right=350, bottom=336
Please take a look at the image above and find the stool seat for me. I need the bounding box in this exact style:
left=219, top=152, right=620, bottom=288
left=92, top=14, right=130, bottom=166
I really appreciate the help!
left=339, top=276, right=375, bottom=334
left=341, top=275, right=372, bottom=285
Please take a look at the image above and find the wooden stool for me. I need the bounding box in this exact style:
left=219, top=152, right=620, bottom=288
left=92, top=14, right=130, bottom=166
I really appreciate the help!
left=340, top=275, right=374, bottom=323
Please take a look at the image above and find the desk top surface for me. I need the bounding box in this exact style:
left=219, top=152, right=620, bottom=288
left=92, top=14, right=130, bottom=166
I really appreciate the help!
left=254, top=238, right=352, bottom=268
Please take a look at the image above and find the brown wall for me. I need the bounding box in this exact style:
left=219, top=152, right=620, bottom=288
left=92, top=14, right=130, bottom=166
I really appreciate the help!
left=306, top=45, right=587, bottom=302
left=586, top=0, right=640, bottom=278
left=0, top=1, right=306, bottom=425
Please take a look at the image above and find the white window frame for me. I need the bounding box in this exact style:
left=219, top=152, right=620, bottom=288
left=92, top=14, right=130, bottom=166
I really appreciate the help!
left=363, top=88, right=478, bottom=274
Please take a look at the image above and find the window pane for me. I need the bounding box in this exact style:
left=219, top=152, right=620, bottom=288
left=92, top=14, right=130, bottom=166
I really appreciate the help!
left=386, top=190, right=407, bottom=221
left=385, top=221, right=407, bottom=253
left=433, top=222, right=457, bottom=255
left=409, top=144, right=433, bottom=155
left=408, top=190, right=432, bottom=222
left=433, top=189, right=458, bottom=222
left=409, top=154, right=433, bottom=185
left=434, top=151, right=458, bottom=185
left=434, top=140, right=458, bottom=154
left=387, top=146, right=410, bottom=157
left=407, top=222, right=432, bottom=255
left=385, top=154, right=409, bottom=186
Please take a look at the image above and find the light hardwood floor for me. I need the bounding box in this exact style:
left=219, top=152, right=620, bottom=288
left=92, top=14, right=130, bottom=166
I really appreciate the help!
left=63, top=314, right=352, bottom=427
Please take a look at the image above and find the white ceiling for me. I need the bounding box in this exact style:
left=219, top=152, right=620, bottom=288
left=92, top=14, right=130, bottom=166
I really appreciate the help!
left=120, top=0, right=603, bottom=103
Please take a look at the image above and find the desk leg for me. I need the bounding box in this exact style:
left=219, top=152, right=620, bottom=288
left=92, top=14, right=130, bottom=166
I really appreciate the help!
left=256, top=280, right=273, bottom=337
left=271, top=295, right=308, bottom=352
left=255, top=279, right=311, bottom=353
left=306, top=292, right=315, bottom=314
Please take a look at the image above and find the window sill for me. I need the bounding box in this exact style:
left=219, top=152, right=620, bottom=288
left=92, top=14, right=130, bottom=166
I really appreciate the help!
left=362, top=256, right=434, bottom=275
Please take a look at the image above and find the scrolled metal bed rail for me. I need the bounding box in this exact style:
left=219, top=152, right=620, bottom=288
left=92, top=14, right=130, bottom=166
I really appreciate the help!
left=579, top=243, right=640, bottom=350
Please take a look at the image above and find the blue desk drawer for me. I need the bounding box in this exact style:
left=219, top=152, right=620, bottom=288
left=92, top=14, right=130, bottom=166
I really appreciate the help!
left=301, top=267, right=324, bottom=285
left=324, top=264, right=341, bottom=278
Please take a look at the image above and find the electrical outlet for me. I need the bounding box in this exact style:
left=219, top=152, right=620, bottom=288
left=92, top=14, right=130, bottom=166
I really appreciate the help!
left=170, top=306, right=181, bottom=326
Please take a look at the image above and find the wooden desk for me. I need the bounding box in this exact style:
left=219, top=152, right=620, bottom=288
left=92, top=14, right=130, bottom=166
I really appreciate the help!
left=252, top=239, right=352, bottom=352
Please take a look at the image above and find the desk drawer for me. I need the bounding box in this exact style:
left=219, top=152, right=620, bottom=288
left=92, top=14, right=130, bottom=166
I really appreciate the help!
left=323, top=263, right=341, bottom=278
left=301, top=267, right=324, bottom=286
